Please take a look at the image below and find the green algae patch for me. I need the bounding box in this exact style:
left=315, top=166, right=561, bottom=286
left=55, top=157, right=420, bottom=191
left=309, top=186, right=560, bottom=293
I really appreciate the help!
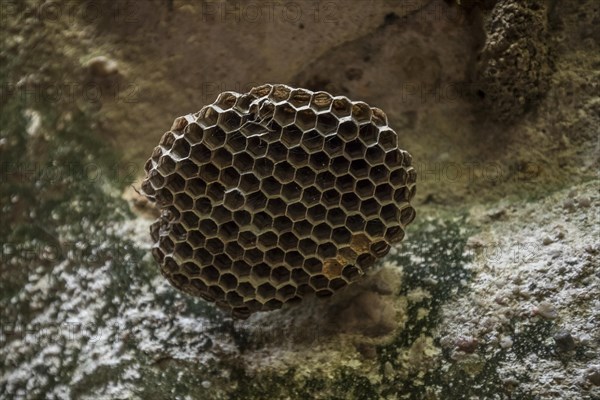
left=376, top=216, right=475, bottom=397
left=0, top=66, right=143, bottom=304
left=0, top=64, right=160, bottom=397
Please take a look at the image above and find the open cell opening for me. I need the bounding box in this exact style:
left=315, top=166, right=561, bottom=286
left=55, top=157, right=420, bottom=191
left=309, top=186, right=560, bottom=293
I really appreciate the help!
left=190, top=143, right=211, bottom=165
left=211, top=205, right=232, bottom=223
left=266, top=248, right=286, bottom=265
left=302, top=130, right=324, bottom=152
left=246, top=136, right=268, bottom=157
left=273, top=161, right=295, bottom=183
left=310, top=275, right=329, bottom=290
left=232, top=153, right=253, bottom=175
left=281, top=126, right=303, bottom=147
left=277, top=285, right=296, bottom=300
left=225, top=241, right=244, bottom=259
left=273, top=215, right=293, bottom=232
left=309, top=151, right=329, bottom=170
left=298, top=238, right=318, bottom=256
left=209, top=262, right=230, bottom=284
left=232, top=260, right=251, bottom=277
left=212, top=147, right=232, bottom=168
left=313, top=222, right=332, bottom=241
left=317, top=242, right=337, bottom=259
left=217, top=110, right=242, bottom=133
left=219, top=221, right=239, bottom=241
left=174, top=242, right=194, bottom=260
left=180, top=211, right=199, bottom=230
left=341, top=193, right=360, bottom=212
left=194, top=196, right=212, bottom=216
left=238, top=173, right=260, bottom=193
left=357, top=253, right=376, bottom=270
left=400, top=206, right=416, bottom=226
left=293, top=220, right=313, bottom=238
left=246, top=191, right=267, bottom=211
left=171, top=138, right=191, bottom=160
left=315, top=171, right=335, bottom=190
left=322, top=189, right=341, bottom=208
left=205, top=238, right=224, bottom=254
left=326, top=208, right=346, bottom=227
left=252, top=212, right=273, bottom=230
left=356, top=179, right=375, bottom=198
left=245, top=248, right=264, bottom=265
left=292, top=268, right=310, bottom=285
left=266, top=198, right=286, bottom=216
left=199, top=163, right=220, bottom=183
left=254, top=158, right=274, bottom=178
left=344, top=139, right=364, bottom=159
left=238, top=231, right=257, bottom=249
left=258, top=231, right=278, bottom=249
left=282, top=182, right=302, bottom=202
left=346, top=214, right=366, bottom=233
left=285, top=251, right=304, bottom=269
left=233, top=210, right=251, bottom=226
left=214, top=253, right=232, bottom=270
left=324, top=135, right=344, bottom=156
left=316, top=113, right=339, bottom=135
left=261, top=177, right=281, bottom=198
left=267, top=142, right=288, bottom=163
left=237, top=282, right=255, bottom=297
left=303, top=257, right=322, bottom=274
left=287, top=203, right=306, bottom=221
left=361, top=199, right=380, bottom=217
left=187, top=231, right=205, bottom=249
left=203, top=126, right=226, bottom=149
left=252, top=263, right=272, bottom=280
left=274, top=104, right=296, bottom=126
left=206, top=182, right=225, bottom=202
left=157, top=156, right=177, bottom=175
left=331, top=226, right=351, bottom=245
left=295, top=108, right=317, bottom=131
left=287, top=146, right=309, bottom=166
left=201, top=265, right=220, bottom=284
left=279, top=232, right=299, bottom=251
left=271, top=267, right=290, bottom=286
left=194, top=248, right=213, bottom=266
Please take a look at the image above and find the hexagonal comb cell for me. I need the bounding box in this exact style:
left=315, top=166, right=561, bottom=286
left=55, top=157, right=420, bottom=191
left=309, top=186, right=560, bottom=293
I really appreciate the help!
left=141, top=84, right=416, bottom=319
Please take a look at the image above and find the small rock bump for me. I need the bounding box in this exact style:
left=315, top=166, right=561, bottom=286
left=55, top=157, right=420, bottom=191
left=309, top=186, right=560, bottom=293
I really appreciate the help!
left=456, top=336, right=479, bottom=353
left=577, top=196, right=591, bottom=208
left=587, top=369, right=600, bottom=386
left=535, top=301, right=558, bottom=319
left=553, top=330, right=576, bottom=352
left=85, top=55, right=118, bottom=77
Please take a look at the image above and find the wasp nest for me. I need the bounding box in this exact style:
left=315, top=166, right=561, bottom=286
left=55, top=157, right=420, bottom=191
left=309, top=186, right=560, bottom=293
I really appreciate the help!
left=141, top=84, right=416, bottom=319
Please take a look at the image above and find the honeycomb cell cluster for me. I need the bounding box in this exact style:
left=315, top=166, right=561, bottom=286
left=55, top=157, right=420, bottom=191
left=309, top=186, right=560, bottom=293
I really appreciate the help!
left=141, top=84, right=416, bottom=319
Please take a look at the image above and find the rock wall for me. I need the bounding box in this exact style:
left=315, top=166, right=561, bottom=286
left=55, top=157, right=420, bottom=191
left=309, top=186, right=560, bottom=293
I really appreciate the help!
left=0, top=0, right=598, bottom=398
